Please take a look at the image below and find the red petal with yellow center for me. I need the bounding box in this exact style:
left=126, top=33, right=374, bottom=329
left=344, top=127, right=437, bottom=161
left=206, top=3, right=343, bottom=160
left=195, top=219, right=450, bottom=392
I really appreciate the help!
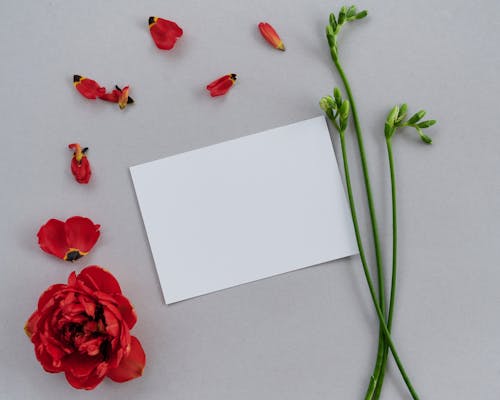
left=64, top=217, right=100, bottom=254
left=107, top=336, right=146, bottom=383
left=149, top=17, right=183, bottom=50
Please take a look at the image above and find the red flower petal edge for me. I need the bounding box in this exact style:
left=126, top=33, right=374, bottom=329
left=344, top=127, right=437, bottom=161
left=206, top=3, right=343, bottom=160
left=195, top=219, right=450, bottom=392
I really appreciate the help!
left=37, top=216, right=100, bottom=261
left=73, top=75, right=106, bottom=99
left=206, top=74, right=237, bottom=97
left=25, top=266, right=145, bottom=390
left=99, top=85, right=134, bottom=110
left=68, top=143, right=91, bottom=184
left=258, top=22, right=285, bottom=51
left=149, top=16, right=183, bottom=50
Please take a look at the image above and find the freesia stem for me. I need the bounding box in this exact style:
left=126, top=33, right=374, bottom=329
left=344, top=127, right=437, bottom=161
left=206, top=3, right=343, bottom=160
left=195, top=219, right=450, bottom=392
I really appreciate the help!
left=338, top=132, right=419, bottom=400
left=331, top=55, right=388, bottom=399
left=372, top=139, right=398, bottom=399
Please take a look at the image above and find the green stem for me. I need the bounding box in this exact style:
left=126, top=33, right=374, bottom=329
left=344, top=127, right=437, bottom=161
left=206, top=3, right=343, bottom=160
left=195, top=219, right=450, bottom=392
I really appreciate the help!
left=372, top=139, right=399, bottom=399
left=338, top=132, right=419, bottom=400
left=331, top=55, right=388, bottom=399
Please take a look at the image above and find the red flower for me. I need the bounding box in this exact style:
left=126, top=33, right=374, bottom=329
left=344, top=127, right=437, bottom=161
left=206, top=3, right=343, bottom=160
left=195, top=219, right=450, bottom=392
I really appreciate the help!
left=206, top=74, right=237, bottom=97
left=258, top=22, right=285, bottom=51
left=149, top=16, right=183, bottom=50
left=68, top=143, right=91, bottom=184
left=37, top=216, right=100, bottom=262
left=73, top=75, right=106, bottom=99
left=99, top=85, right=135, bottom=110
left=25, top=266, right=146, bottom=390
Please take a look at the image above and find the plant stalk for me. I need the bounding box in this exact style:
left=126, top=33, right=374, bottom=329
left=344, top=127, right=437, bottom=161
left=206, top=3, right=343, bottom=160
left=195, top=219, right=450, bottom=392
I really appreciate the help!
left=338, top=132, right=419, bottom=400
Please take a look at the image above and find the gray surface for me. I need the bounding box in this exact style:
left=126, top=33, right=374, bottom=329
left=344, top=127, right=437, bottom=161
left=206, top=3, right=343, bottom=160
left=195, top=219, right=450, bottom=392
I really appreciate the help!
left=1, top=0, right=499, bottom=398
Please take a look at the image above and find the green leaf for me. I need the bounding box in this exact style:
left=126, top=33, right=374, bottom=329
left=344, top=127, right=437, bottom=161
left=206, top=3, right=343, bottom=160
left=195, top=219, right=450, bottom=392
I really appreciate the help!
left=355, top=10, right=368, bottom=19
left=417, top=119, right=437, bottom=128
left=407, top=110, right=426, bottom=124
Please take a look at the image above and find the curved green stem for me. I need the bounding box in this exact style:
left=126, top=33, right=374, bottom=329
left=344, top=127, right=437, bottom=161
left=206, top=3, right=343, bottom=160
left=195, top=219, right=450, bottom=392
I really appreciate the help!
left=338, top=132, right=419, bottom=400
left=331, top=55, right=388, bottom=399
left=372, top=139, right=398, bottom=399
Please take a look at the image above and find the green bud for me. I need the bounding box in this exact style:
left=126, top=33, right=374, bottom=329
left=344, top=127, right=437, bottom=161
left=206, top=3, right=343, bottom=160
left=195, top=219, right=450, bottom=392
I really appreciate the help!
left=333, top=87, right=342, bottom=108
left=417, top=119, right=437, bottom=128
left=329, top=13, right=337, bottom=28
left=346, top=5, right=357, bottom=19
left=340, top=99, right=350, bottom=120
left=326, top=25, right=335, bottom=47
left=385, top=122, right=394, bottom=139
left=396, top=103, right=408, bottom=124
left=319, top=97, right=330, bottom=113
left=326, top=96, right=337, bottom=110
left=386, top=105, right=399, bottom=126
left=419, top=133, right=433, bottom=144
left=407, top=110, right=426, bottom=124
left=355, top=10, right=368, bottom=19
left=338, top=7, right=347, bottom=25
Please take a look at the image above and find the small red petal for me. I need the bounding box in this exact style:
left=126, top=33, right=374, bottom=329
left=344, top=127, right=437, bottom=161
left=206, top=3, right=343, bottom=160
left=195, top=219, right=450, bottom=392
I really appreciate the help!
left=206, top=74, right=237, bottom=97
left=37, top=219, right=68, bottom=259
left=73, top=75, right=106, bottom=99
left=258, top=22, right=285, bottom=51
left=107, top=336, right=146, bottom=383
left=77, top=266, right=122, bottom=295
left=71, top=157, right=91, bottom=184
left=98, top=89, right=121, bottom=102
left=24, top=311, right=40, bottom=338
left=149, top=17, right=183, bottom=50
left=64, top=216, right=100, bottom=253
left=114, top=293, right=137, bottom=329
left=64, top=368, right=106, bottom=390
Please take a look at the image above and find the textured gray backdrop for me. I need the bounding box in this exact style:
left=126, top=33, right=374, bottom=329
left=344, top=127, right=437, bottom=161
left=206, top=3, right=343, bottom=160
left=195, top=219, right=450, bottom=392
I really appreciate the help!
left=1, top=0, right=499, bottom=399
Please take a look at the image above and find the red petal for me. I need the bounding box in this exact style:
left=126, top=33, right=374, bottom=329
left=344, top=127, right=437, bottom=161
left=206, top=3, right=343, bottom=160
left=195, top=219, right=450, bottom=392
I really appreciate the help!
left=25, top=311, right=40, bottom=338
left=114, top=293, right=137, bottom=329
left=37, top=219, right=68, bottom=259
left=258, top=22, right=285, bottom=50
left=71, top=157, right=91, bottom=184
left=77, top=266, right=122, bottom=294
left=107, top=336, right=146, bottom=383
left=37, top=283, right=66, bottom=311
left=65, top=368, right=106, bottom=390
left=99, top=89, right=120, bottom=103
left=206, top=74, right=237, bottom=97
left=73, top=76, right=106, bottom=100
left=149, top=17, right=183, bottom=50
left=64, top=216, right=100, bottom=253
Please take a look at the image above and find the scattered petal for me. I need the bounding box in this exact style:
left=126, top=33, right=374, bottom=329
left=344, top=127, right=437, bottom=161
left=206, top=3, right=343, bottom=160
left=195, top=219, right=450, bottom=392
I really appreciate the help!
left=149, top=16, right=183, bottom=50
left=73, top=75, right=106, bottom=99
left=258, top=22, right=285, bottom=51
left=68, top=143, right=91, bottom=184
left=99, top=85, right=134, bottom=110
left=107, top=336, right=146, bottom=383
left=206, top=74, right=237, bottom=97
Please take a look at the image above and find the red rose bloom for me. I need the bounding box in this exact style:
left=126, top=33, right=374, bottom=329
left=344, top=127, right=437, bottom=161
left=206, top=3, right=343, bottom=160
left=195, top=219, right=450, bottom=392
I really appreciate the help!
left=25, top=266, right=146, bottom=390
left=148, top=16, right=183, bottom=50
left=68, top=143, right=91, bottom=184
left=37, top=216, right=100, bottom=261
left=206, top=74, right=237, bottom=97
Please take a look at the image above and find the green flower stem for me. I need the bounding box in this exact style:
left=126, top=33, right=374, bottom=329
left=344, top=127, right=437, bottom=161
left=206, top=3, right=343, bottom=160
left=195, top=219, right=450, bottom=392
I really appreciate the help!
left=338, top=131, right=419, bottom=400
left=331, top=55, right=388, bottom=398
left=372, top=139, right=398, bottom=399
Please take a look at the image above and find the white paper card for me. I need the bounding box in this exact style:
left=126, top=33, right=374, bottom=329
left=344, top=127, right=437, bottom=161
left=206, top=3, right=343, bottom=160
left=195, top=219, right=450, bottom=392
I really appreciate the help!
left=130, top=116, right=357, bottom=304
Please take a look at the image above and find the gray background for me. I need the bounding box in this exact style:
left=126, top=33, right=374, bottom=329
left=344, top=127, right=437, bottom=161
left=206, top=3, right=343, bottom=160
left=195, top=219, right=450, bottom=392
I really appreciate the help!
left=1, top=0, right=499, bottom=399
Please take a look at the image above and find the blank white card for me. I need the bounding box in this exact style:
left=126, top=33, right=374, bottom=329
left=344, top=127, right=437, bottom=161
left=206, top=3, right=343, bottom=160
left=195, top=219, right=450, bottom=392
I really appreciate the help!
left=130, top=116, right=357, bottom=304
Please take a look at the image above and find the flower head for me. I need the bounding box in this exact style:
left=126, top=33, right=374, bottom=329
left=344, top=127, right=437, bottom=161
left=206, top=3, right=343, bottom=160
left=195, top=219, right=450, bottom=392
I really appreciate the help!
left=25, top=266, right=146, bottom=390
left=37, top=216, right=100, bottom=261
